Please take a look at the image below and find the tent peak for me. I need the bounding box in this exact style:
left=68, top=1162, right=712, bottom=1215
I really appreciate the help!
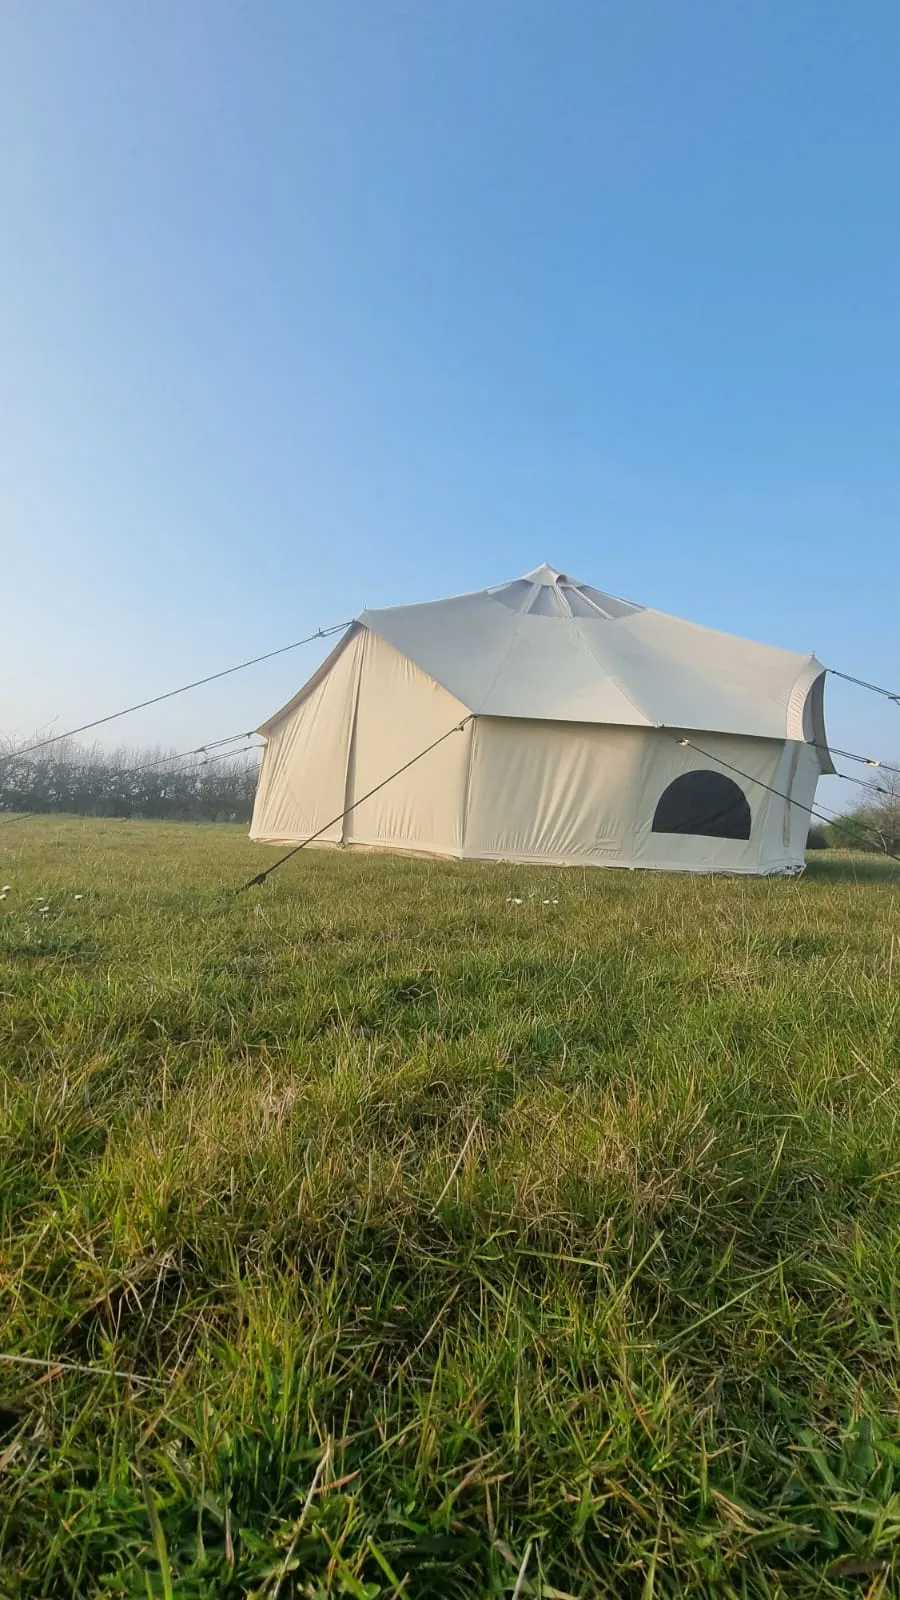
left=487, top=568, right=644, bottom=620
left=521, top=562, right=571, bottom=585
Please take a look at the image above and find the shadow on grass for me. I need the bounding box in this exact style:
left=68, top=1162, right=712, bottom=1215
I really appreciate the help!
left=804, top=851, right=900, bottom=884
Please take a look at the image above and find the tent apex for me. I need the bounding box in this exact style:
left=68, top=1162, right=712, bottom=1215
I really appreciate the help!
left=521, top=562, right=570, bottom=585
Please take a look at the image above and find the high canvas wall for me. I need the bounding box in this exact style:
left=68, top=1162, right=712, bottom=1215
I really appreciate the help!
left=629, top=730, right=806, bottom=874
left=343, top=631, right=472, bottom=854
left=463, top=719, right=809, bottom=873
left=249, top=629, right=365, bottom=844
left=462, top=716, right=642, bottom=865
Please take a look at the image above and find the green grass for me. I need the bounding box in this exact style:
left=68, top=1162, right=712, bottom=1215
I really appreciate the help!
left=1, top=816, right=900, bottom=1598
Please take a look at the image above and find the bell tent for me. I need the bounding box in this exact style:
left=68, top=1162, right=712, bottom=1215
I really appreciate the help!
left=250, top=565, right=832, bottom=875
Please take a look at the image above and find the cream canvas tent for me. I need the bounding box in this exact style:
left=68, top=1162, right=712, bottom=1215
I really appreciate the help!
left=250, top=565, right=832, bottom=875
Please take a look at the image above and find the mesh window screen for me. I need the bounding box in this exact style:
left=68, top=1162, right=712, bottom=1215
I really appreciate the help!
left=652, top=770, right=752, bottom=839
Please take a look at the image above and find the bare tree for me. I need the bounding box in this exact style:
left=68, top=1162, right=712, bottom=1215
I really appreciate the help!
left=829, top=765, right=900, bottom=854
left=857, top=768, right=900, bottom=854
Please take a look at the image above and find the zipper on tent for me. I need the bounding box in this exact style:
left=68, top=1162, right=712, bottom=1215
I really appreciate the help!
left=782, top=742, right=802, bottom=850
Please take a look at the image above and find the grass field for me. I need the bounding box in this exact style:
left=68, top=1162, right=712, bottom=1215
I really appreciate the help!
left=1, top=817, right=900, bottom=1598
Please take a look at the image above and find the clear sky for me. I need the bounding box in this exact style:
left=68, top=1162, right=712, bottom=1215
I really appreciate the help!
left=1, top=2, right=898, bottom=801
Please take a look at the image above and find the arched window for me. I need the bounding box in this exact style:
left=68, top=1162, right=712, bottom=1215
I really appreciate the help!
left=652, top=770, right=751, bottom=840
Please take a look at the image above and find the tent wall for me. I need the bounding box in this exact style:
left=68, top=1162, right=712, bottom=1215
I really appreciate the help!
left=462, top=717, right=642, bottom=865
left=630, top=730, right=804, bottom=875
left=463, top=721, right=817, bottom=874
left=249, top=629, right=364, bottom=844
left=343, top=630, right=471, bottom=854
left=767, top=739, right=822, bottom=864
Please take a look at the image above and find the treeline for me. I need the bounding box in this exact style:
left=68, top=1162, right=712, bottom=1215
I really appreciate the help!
left=0, top=738, right=261, bottom=823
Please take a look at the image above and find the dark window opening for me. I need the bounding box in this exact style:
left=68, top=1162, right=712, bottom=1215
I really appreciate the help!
left=652, top=770, right=751, bottom=840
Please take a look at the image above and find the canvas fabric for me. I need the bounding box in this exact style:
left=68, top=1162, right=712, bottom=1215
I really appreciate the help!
left=250, top=567, right=831, bottom=875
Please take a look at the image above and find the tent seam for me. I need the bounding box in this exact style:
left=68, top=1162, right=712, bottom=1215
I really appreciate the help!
left=339, top=629, right=367, bottom=844
left=569, top=618, right=656, bottom=728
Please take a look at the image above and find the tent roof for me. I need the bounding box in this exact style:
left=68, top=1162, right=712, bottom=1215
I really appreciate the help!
left=358, top=564, right=825, bottom=740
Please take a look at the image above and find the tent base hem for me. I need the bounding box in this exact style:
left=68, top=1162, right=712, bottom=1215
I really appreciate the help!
left=246, top=835, right=808, bottom=876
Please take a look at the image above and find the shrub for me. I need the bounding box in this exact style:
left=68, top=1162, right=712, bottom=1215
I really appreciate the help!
left=0, top=737, right=260, bottom=823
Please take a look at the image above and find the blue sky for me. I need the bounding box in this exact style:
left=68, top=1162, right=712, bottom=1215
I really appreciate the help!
left=1, top=2, right=898, bottom=800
